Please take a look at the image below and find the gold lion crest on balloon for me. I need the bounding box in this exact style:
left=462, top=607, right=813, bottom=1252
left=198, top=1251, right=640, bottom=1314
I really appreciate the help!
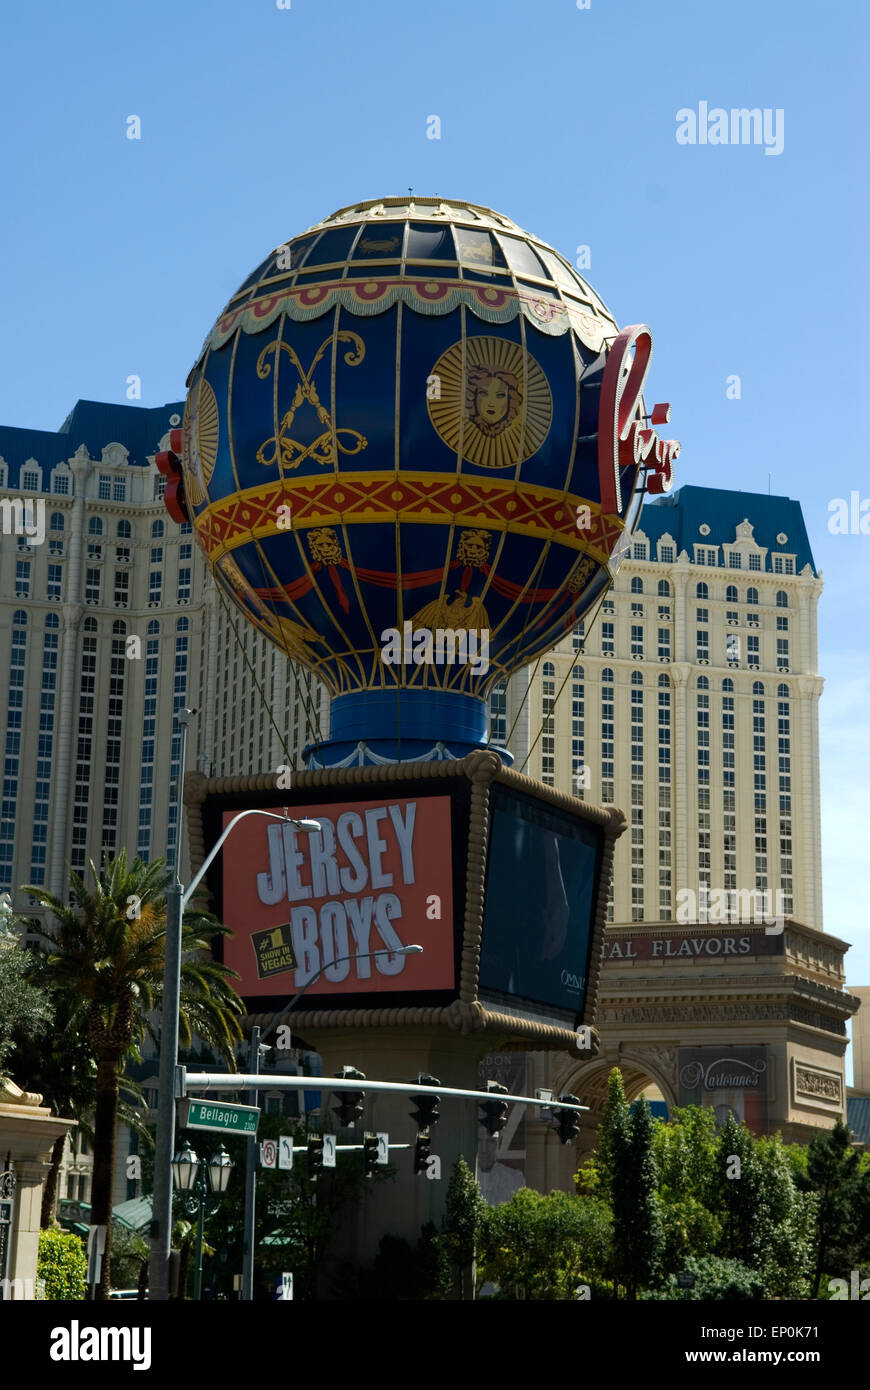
left=428, top=335, right=552, bottom=469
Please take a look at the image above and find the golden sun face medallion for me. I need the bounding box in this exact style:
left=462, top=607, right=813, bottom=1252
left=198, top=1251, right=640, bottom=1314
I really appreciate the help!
left=427, top=335, right=552, bottom=469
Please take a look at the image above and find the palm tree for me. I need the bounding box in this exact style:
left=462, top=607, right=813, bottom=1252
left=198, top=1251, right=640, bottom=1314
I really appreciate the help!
left=22, top=849, right=244, bottom=1299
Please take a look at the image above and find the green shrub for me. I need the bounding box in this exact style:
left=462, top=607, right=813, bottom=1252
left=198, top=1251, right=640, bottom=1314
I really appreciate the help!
left=642, top=1253, right=764, bottom=1300
left=37, top=1228, right=87, bottom=1301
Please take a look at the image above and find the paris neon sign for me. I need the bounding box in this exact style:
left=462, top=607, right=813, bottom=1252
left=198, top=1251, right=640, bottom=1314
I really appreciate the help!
left=597, top=324, right=680, bottom=515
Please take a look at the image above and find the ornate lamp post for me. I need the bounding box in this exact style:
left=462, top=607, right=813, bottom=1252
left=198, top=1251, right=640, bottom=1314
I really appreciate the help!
left=171, top=1140, right=233, bottom=1301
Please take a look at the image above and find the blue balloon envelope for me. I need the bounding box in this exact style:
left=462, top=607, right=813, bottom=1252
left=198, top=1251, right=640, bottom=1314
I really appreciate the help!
left=179, top=197, right=646, bottom=765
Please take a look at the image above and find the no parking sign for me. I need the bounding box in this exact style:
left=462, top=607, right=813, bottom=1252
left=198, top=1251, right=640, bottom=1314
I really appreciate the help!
left=260, top=1139, right=277, bottom=1168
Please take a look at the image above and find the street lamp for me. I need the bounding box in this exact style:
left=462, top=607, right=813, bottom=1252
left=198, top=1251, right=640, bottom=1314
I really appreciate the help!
left=171, top=1140, right=234, bottom=1301
left=240, top=942, right=424, bottom=1300
left=148, top=703, right=323, bottom=1301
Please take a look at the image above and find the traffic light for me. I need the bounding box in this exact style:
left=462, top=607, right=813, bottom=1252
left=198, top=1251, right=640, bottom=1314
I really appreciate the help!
left=554, top=1094, right=582, bottom=1145
left=332, top=1067, right=366, bottom=1128
left=362, top=1133, right=379, bottom=1179
left=306, top=1136, right=324, bottom=1180
left=414, top=1131, right=431, bottom=1176
left=410, top=1073, right=441, bottom=1130
left=479, top=1081, right=509, bottom=1137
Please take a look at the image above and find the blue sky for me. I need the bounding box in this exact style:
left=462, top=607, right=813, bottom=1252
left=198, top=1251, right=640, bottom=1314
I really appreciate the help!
left=1, top=0, right=868, bottom=999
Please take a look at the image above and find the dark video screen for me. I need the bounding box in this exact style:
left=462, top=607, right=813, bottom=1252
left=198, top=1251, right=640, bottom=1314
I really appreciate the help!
left=479, top=782, right=604, bottom=1021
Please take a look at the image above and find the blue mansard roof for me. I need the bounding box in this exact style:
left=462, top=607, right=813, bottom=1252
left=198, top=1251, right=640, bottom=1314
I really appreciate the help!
left=640, top=485, right=817, bottom=577
left=0, top=399, right=185, bottom=485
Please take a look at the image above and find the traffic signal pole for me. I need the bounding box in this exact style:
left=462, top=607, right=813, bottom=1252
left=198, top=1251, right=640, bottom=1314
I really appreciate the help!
left=241, top=1026, right=261, bottom=1302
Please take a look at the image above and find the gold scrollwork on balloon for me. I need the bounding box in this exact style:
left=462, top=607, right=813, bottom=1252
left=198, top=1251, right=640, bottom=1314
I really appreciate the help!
left=182, top=376, right=219, bottom=507
left=256, top=331, right=368, bottom=470
left=428, top=335, right=552, bottom=469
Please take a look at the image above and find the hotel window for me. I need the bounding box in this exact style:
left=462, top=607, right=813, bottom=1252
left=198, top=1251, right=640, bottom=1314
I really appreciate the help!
left=49, top=512, right=65, bottom=554
left=602, top=599, right=614, bottom=614
left=22, top=469, right=39, bottom=490
left=747, top=587, right=758, bottom=605
left=117, top=519, right=132, bottom=540
left=0, top=616, right=28, bottom=888
left=696, top=582, right=708, bottom=599
left=150, top=546, right=163, bottom=564
left=658, top=544, right=674, bottom=562
left=47, top=563, right=62, bottom=600
left=776, top=590, right=788, bottom=608
left=748, top=553, right=762, bottom=571
left=633, top=542, right=647, bottom=560
left=631, top=577, right=643, bottom=594
left=85, top=568, right=101, bottom=604
left=658, top=605, right=671, bottom=618
left=696, top=628, right=709, bottom=660
left=177, top=567, right=191, bottom=603
left=776, top=615, right=788, bottom=632
left=149, top=571, right=162, bottom=604
left=114, top=571, right=130, bottom=607
left=726, top=585, right=738, bottom=603
left=572, top=619, right=585, bottom=651
left=15, top=560, right=31, bottom=597
left=98, top=474, right=112, bottom=500
left=747, top=635, right=760, bottom=661
left=541, top=662, right=555, bottom=784
left=631, top=602, right=643, bottom=616
left=728, top=552, right=742, bottom=568
left=53, top=473, right=70, bottom=494
left=695, top=547, right=718, bottom=566
left=571, top=665, right=585, bottom=797
left=658, top=628, right=671, bottom=659
left=726, top=633, right=740, bottom=662
left=70, top=622, right=98, bottom=872
left=630, top=624, right=643, bottom=658
left=776, top=638, right=789, bottom=668
left=154, top=474, right=166, bottom=499
left=601, top=622, right=614, bottom=654
left=489, top=681, right=507, bottom=745
left=113, top=477, right=126, bottom=502
left=152, top=520, right=164, bottom=538
left=658, top=579, right=671, bottom=597
left=601, top=669, right=614, bottom=783
left=696, top=607, right=708, bottom=623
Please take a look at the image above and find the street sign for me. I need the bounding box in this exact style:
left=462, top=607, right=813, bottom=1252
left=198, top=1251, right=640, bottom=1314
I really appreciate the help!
left=376, top=1132, right=389, bottom=1165
left=260, top=1139, right=277, bottom=1168
left=677, top=1272, right=696, bottom=1289
left=322, top=1134, right=336, bottom=1169
left=178, top=1099, right=260, bottom=1135
left=278, top=1135, right=294, bottom=1170
left=277, top=1271, right=293, bottom=1300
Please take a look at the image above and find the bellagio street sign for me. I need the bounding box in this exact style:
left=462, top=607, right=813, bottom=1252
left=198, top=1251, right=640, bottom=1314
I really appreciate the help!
left=177, top=1099, right=260, bottom=1135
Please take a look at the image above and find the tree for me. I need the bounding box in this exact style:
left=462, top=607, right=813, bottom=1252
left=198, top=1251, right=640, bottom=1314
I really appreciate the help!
left=477, top=1189, right=612, bottom=1299
left=9, top=992, right=150, bottom=1227
left=611, top=1098, right=664, bottom=1298
left=712, top=1113, right=761, bottom=1269
left=22, top=850, right=244, bottom=1298
left=37, top=1228, right=87, bottom=1301
left=798, top=1119, right=864, bottom=1296
left=441, top=1156, right=486, bottom=1300
left=754, top=1134, right=815, bottom=1298
left=581, top=1067, right=629, bottom=1201
left=0, top=914, right=52, bottom=1083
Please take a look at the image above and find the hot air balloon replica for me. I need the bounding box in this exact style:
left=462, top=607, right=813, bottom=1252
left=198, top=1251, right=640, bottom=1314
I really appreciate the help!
left=168, top=197, right=679, bottom=1246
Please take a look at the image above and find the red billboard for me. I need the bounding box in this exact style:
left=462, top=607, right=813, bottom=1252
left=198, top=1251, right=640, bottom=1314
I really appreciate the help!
left=220, top=795, right=455, bottom=998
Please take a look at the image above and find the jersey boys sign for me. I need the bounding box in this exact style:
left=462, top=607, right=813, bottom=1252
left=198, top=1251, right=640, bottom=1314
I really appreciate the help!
left=221, top=796, right=454, bottom=998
